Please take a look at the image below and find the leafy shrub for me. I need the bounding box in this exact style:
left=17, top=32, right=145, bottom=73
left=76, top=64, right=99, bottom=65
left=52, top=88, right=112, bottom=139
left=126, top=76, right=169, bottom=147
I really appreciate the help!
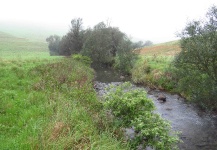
left=174, top=5, right=217, bottom=110
left=104, top=82, right=154, bottom=126
left=132, top=114, right=179, bottom=150
left=72, top=54, right=92, bottom=66
left=104, top=82, right=179, bottom=149
left=131, top=60, right=151, bottom=84
left=173, top=67, right=217, bottom=110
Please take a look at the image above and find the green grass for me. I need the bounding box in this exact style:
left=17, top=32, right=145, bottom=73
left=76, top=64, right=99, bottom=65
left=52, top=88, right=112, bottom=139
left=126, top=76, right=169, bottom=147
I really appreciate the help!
left=0, top=58, right=129, bottom=149
left=0, top=31, right=50, bottom=60
left=132, top=41, right=179, bottom=89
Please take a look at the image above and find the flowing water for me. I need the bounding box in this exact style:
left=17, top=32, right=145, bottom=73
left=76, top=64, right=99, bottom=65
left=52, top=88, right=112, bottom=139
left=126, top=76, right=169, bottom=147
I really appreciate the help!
left=94, top=66, right=217, bottom=150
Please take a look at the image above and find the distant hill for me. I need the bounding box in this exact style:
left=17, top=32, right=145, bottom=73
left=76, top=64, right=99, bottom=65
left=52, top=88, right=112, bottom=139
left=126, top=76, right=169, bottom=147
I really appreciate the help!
left=0, top=22, right=67, bottom=42
left=0, top=31, right=49, bottom=59
left=138, top=40, right=181, bottom=56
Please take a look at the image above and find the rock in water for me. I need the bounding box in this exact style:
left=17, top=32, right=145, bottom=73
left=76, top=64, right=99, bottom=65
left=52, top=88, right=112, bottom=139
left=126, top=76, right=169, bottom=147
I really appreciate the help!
left=157, top=94, right=166, bottom=102
left=120, top=75, right=125, bottom=80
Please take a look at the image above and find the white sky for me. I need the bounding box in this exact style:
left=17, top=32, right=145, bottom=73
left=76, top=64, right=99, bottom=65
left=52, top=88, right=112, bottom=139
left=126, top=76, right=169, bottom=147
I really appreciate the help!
left=0, top=0, right=217, bottom=43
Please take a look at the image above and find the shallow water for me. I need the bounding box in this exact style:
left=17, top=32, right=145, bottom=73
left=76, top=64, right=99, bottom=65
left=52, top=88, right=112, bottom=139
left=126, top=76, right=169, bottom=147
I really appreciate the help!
left=94, top=66, right=217, bottom=150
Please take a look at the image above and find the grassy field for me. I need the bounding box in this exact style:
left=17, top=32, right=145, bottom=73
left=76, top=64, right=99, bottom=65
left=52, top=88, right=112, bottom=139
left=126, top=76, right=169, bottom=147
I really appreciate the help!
left=0, top=31, right=49, bottom=60
left=138, top=40, right=181, bottom=56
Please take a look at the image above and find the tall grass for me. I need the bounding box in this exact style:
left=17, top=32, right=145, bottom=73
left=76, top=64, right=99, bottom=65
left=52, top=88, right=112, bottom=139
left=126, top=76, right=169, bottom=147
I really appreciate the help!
left=132, top=55, right=177, bottom=91
left=0, top=58, right=129, bottom=149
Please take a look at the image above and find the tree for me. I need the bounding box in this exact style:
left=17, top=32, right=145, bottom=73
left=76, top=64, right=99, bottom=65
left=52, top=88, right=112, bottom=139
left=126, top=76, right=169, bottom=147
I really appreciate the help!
left=46, top=19, right=139, bottom=73
left=46, top=35, right=61, bottom=56
left=174, top=5, right=217, bottom=110
left=59, top=18, right=84, bottom=55
left=143, top=40, right=153, bottom=47
left=82, top=22, right=126, bottom=65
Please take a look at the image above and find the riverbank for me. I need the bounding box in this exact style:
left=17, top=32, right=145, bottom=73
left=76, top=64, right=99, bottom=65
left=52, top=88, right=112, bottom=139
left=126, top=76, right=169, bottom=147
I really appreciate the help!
left=93, top=66, right=217, bottom=150
left=94, top=80, right=217, bottom=150
left=0, top=58, right=130, bottom=149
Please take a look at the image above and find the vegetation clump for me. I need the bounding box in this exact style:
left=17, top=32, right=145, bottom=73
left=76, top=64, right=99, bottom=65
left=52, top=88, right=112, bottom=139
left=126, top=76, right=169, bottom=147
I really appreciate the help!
left=104, top=82, right=179, bottom=150
left=174, top=5, right=217, bottom=110
left=132, top=5, right=217, bottom=111
left=46, top=18, right=141, bottom=74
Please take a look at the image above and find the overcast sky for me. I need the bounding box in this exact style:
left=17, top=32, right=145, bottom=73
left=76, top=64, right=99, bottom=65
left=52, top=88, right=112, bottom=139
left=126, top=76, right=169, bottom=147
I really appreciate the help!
left=1, top=0, right=217, bottom=43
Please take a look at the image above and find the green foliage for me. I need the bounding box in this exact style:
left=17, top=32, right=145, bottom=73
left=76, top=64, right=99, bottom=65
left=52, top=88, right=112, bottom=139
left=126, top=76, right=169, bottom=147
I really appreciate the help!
left=173, top=66, right=217, bottom=110
left=46, top=19, right=139, bottom=73
left=132, top=114, right=179, bottom=150
left=72, top=54, right=92, bottom=66
left=113, top=39, right=139, bottom=74
left=46, top=35, right=61, bottom=56
left=104, top=82, right=179, bottom=149
left=104, top=82, right=155, bottom=126
left=174, top=5, right=217, bottom=110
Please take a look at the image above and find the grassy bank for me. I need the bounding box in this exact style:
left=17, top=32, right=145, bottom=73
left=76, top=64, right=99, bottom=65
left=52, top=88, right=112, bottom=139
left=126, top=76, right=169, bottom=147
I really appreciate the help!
left=138, top=40, right=180, bottom=56
left=0, top=58, right=129, bottom=149
left=132, top=55, right=177, bottom=91
left=132, top=40, right=180, bottom=91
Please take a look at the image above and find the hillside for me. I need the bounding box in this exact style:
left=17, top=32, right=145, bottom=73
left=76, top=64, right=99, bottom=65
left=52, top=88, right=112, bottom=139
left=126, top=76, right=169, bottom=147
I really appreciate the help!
left=0, top=31, right=49, bottom=59
left=0, top=22, right=66, bottom=42
left=138, top=40, right=181, bottom=56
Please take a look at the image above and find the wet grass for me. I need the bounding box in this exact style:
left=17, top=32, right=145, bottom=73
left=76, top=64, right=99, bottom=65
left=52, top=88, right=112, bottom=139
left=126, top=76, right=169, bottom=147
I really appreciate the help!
left=0, top=58, right=129, bottom=149
left=0, top=31, right=129, bottom=149
left=132, top=43, right=178, bottom=91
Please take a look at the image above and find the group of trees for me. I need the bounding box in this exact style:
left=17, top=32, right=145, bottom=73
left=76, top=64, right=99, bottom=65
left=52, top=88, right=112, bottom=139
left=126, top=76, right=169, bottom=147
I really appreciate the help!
left=174, top=5, right=217, bottom=110
left=46, top=18, right=84, bottom=56
left=46, top=18, right=148, bottom=73
left=46, top=5, right=217, bottom=110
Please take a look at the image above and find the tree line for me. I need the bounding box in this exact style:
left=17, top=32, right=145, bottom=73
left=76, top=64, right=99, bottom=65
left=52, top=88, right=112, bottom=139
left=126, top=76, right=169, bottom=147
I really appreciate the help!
left=46, top=18, right=152, bottom=73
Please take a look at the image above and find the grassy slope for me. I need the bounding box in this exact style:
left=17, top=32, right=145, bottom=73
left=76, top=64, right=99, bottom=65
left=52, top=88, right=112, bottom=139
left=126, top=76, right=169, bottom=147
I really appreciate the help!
left=0, top=59, right=128, bottom=149
left=138, top=40, right=181, bottom=56
left=0, top=31, right=129, bottom=149
left=132, top=41, right=181, bottom=90
left=0, top=22, right=66, bottom=42
left=0, top=31, right=50, bottom=59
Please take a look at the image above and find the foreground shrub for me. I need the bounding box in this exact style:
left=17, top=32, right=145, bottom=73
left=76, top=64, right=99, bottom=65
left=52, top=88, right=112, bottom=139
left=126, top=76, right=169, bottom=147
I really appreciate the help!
left=104, top=82, right=179, bottom=150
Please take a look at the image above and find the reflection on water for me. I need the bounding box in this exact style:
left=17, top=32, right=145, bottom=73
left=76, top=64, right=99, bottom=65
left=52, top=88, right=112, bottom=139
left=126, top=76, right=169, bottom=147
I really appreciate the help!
left=92, top=64, right=130, bottom=83
left=94, top=66, right=217, bottom=150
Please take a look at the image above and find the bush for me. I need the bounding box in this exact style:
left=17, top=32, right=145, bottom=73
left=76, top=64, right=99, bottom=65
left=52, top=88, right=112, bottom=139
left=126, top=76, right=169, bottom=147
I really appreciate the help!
left=104, top=82, right=179, bottom=149
left=72, top=54, right=92, bottom=66
left=174, top=5, right=217, bottom=110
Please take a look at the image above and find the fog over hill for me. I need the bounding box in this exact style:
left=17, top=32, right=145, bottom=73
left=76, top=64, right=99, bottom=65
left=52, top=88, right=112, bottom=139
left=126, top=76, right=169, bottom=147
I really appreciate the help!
left=0, top=21, right=67, bottom=42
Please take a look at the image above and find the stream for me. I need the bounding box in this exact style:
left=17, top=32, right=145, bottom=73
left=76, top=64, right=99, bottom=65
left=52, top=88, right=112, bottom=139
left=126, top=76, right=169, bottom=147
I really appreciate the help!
left=93, top=66, right=217, bottom=150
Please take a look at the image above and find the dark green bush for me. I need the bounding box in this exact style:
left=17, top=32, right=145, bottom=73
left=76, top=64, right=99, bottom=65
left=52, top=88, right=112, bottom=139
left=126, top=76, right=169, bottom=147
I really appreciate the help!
left=174, top=5, right=217, bottom=110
